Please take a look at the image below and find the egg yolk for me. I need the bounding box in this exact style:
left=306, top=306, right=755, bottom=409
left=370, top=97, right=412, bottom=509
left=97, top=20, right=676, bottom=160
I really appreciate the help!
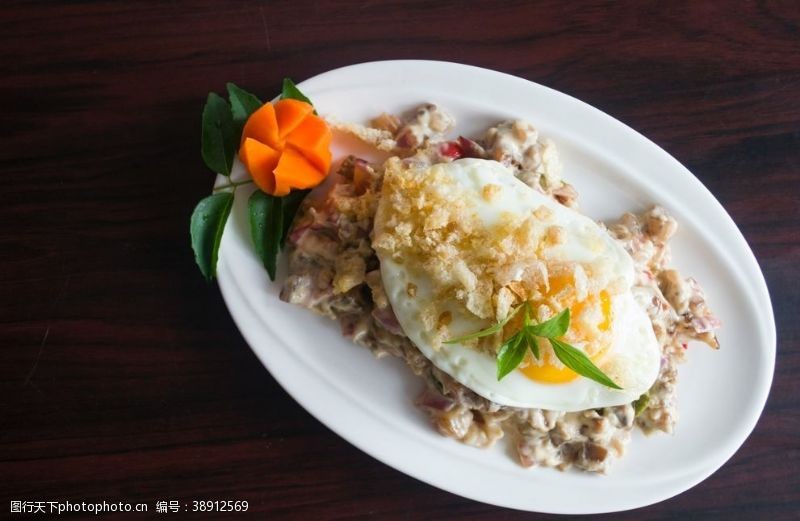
left=519, top=274, right=613, bottom=384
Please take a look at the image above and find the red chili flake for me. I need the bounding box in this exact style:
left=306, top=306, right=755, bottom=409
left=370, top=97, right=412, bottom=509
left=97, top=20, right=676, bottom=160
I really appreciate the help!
left=681, top=343, right=688, bottom=350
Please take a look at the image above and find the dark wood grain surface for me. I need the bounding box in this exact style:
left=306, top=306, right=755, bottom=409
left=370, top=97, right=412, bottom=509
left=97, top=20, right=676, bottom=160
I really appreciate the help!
left=3, top=1, right=798, bottom=519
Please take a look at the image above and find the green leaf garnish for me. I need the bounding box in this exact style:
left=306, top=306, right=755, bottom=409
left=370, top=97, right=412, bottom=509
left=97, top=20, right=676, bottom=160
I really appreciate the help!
left=455, top=302, right=621, bottom=388
left=523, top=312, right=540, bottom=359
left=248, top=190, right=284, bottom=281
left=226, top=83, right=262, bottom=136
left=281, top=77, right=313, bottom=105
left=190, top=192, right=234, bottom=280
left=496, top=333, right=528, bottom=380
left=550, top=338, right=622, bottom=390
left=201, top=92, right=237, bottom=176
left=444, top=304, right=525, bottom=344
left=247, top=188, right=311, bottom=280
left=279, top=189, right=310, bottom=249
left=192, top=79, right=315, bottom=282
left=526, top=308, right=570, bottom=338
left=524, top=330, right=540, bottom=360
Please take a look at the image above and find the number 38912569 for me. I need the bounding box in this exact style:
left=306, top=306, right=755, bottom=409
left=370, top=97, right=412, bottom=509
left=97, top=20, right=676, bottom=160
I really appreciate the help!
left=192, top=500, right=248, bottom=512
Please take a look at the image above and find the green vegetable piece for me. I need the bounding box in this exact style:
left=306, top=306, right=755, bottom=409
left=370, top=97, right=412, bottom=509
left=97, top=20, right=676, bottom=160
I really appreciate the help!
left=524, top=330, right=540, bottom=360
left=248, top=190, right=283, bottom=281
left=496, top=333, right=528, bottom=381
left=190, top=192, right=234, bottom=280
left=201, top=92, right=237, bottom=176
left=444, top=304, right=525, bottom=344
left=550, top=338, right=623, bottom=390
left=633, top=392, right=650, bottom=416
left=279, top=189, right=310, bottom=249
left=523, top=309, right=540, bottom=359
left=442, top=299, right=620, bottom=389
left=226, top=83, right=263, bottom=136
left=527, top=308, right=570, bottom=338
left=281, top=77, right=313, bottom=105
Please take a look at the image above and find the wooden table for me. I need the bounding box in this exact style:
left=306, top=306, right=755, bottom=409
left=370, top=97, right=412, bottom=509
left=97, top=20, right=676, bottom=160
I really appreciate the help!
left=3, top=1, right=798, bottom=519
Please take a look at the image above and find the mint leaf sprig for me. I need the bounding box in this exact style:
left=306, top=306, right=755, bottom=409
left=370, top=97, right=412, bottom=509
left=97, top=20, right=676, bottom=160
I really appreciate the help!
left=446, top=304, right=622, bottom=389
left=190, top=78, right=315, bottom=281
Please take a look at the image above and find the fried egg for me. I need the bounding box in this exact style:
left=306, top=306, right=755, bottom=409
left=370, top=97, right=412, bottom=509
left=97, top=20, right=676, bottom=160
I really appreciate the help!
left=374, top=158, right=660, bottom=412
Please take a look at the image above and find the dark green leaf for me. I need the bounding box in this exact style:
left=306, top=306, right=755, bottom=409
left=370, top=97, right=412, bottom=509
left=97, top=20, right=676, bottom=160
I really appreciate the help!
left=226, top=83, right=262, bottom=137
left=523, top=309, right=540, bottom=359
left=550, top=338, right=623, bottom=390
left=248, top=190, right=283, bottom=280
left=527, top=308, right=570, bottom=338
left=279, top=189, right=310, bottom=249
left=190, top=192, right=234, bottom=280
left=525, top=331, right=540, bottom=359
left=496, top=333, right=528, bottom=380
left=444, top=304, right=524, bottom=344
left=281, top=77, right=313, bottom=105
left=633, top=392, right=650, bottom=416
left=201, top=92, right=237, bottom=176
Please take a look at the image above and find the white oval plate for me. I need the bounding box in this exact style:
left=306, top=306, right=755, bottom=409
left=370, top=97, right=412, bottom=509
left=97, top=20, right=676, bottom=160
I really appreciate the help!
left=215, top=61, right=775, bottom=514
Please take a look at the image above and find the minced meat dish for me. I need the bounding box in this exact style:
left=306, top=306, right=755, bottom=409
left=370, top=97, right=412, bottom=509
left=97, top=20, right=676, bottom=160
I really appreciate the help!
left=280, top=104, right=719, bottom=473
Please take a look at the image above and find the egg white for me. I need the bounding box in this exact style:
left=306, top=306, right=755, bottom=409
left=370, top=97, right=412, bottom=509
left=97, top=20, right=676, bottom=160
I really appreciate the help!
left=375, top=159, right=660, bottom=411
